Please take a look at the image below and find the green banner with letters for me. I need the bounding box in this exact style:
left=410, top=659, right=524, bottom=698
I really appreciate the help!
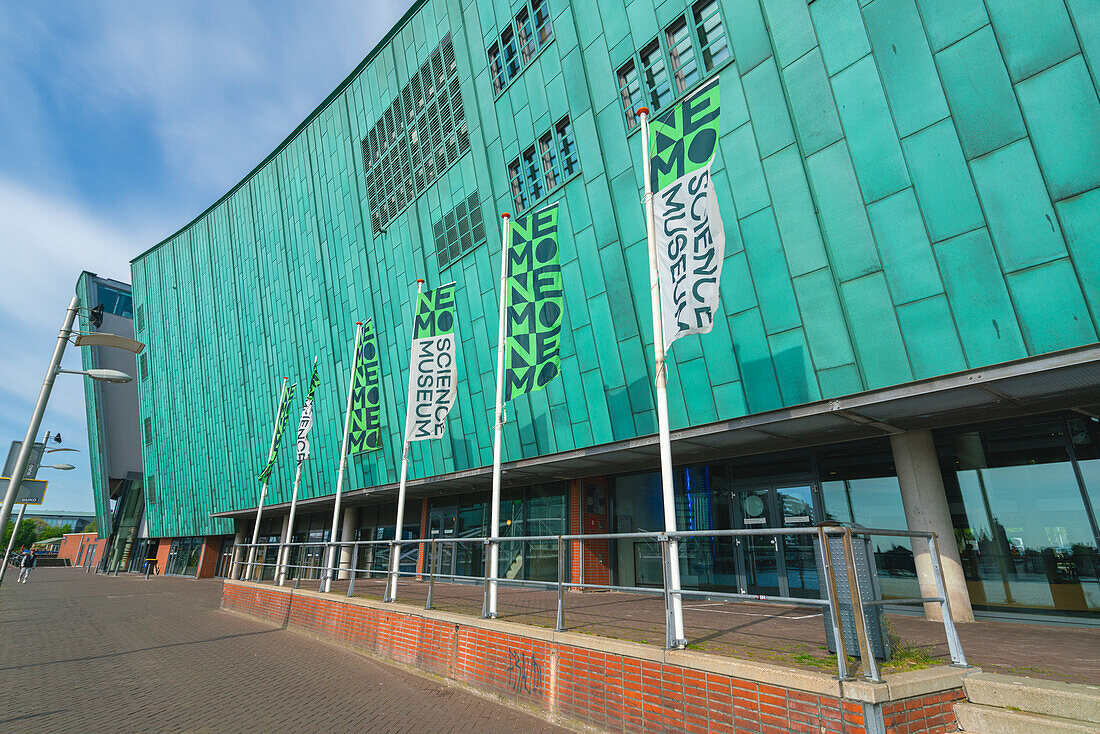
left=504, top=202, right=562, bottom=402
left=647, top=77, right=725, bottom=349
left=257, top=381, right=297, bottom=483
left=347, top=320, right=383, bottom=454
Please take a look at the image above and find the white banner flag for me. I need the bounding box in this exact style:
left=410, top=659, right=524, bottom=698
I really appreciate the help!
left=650, top=77, right=725, bottom=350
left=404, top=282, right=458, bottom=442
left=295, top=360, right=320, bottom=465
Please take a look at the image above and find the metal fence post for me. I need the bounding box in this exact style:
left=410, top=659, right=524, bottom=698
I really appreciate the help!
left=347, top=544, right=359, bottom=598
left=482, top=539, right=493, bottom=618
left=578, top=536, right=584, bottom=589
left=928, top=533, right=968, bottom=667
left=817, top=528, right=849, bottom=680
left=841, top=529, right=880, bottom=682
left=556, top=536, right=565, bottom=632
left=426, top=541, right=436, bottom=610
left=659, top=535, right=674, bottom=650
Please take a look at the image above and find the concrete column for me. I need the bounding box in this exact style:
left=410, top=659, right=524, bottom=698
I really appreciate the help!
left=890, top=430, right=974, bottom=622
left=338, top=506, right=358, bottom=580
left=230, top=524, right=246, bottom=580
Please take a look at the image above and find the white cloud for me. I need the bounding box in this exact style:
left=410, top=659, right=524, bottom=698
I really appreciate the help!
left=0, top=1, right=413, bottom=512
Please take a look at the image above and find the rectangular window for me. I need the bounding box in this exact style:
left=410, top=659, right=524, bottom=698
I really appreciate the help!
left=694, top=0, right=730, bottom=71
left=516, top=7, right=537, bottom=64
left=539, top=131, right=560, bottom=189
left=136, top=304, right=144, bottom=332
left=522, top=146, right=544, bottom=201
left=666, top=17, right=700, bottom=93
left=617, top=60, right=642, bottom=130
left=146, top=475, right=155, bottom=504
left=487, top=1, right=554, bottom=96
left=556, top=117, right=579, bottom=178
left=639, top=40, right=672, bottom=112
left=615, top=2, right=730, bottom=128
left=533, top=0, right=553, bottom=45
left=140, top=353, right=148, bottom=381
left=143, top=417, right=152, bottom=446
left=501, top=26, right=520, bottom=80
left=509, top=159, right=528, bottom=212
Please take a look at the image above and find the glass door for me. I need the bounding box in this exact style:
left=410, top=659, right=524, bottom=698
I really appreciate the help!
left=724, top=481, right=822, bottom=599
left=734, top=488, right=782, bottom=597
left=775, top=484, right=819, bottom=599
left=428, top=506, right=458, bottom=577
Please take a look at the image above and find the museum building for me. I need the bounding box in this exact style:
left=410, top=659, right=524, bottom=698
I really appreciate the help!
left=85, top=0, right=1100, bottom=622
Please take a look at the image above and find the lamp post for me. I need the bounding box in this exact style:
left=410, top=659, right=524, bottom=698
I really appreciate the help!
left=0, top=296, right=139, bottom=587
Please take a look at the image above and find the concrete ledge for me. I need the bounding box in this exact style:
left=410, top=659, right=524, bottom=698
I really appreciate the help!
left=954, top=701, right=1097, bottom=733
left=224, top=579, right=965, bottom=705
left=963, top=671, right=1100, bottom=724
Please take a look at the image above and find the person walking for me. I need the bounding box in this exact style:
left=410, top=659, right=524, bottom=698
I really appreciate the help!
left=17, top=550, right=36, bottom=583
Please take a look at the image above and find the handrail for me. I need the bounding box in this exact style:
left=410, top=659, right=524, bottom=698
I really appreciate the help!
left=229, top=523, right=967, bottom=681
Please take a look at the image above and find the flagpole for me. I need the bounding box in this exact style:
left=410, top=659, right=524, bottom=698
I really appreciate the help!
left=278, top=356, right=318, bottom=586
left=487, top=212, right=511, bottom=618
left=324, top=321, right=364, bottom=593
left=276, top=463, right=303, bottom=586
left=247, top=376, right=288, bottom=581
left=386, top=279, right=425, bottom=602
left=638, top=107, right=686, bottom=647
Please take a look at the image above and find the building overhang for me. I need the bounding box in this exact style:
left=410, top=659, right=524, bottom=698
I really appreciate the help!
left=213, top=343, right=1100, bottom=520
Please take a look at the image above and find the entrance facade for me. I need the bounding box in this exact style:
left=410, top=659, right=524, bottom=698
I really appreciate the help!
left=720, top=482, right=820, bottom=599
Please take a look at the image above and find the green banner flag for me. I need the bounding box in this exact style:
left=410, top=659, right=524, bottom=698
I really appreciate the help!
left=405, top=282, right=458, bottom=442
left=347, top=320, right=383, bottom=454
left=503, top=202, right=562, bottom=402
left=257, top=381, right=297, bottom=483
left=647, top=77, right=725, bottom=349
left=295, top=359, right=320, bottom=466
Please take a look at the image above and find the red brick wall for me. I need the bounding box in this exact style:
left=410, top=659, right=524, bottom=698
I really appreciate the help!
left=569, top=478, right=611, bottom=586
left=223, top=582, right=960, bottom=734
left=57, top=533, right=105, bottom=567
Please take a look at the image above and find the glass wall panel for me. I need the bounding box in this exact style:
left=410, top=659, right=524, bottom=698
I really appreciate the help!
left=818, top=440, right=919, bottom=600
left=942, top=419, right=1100, bottom=614
left=613, top=472, right=665, bottom=587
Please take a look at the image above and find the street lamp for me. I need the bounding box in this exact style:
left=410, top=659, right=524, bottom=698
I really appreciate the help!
left=0, top=296, right=142, bottom=587
left=57, top=368, right=133, bottom=383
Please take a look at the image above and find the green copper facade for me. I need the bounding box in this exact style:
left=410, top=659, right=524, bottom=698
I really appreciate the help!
left=131, top=0, right=1100, bottom=538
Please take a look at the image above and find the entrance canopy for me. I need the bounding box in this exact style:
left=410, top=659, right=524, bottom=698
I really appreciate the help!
left=214, top=344, right=1100, bottom=520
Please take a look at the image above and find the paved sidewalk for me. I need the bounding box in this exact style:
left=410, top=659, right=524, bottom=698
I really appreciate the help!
left=0, top=568, right=568, bottom=734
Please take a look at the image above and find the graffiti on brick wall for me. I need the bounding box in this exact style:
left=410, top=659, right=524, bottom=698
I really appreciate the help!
left=503, top=649, right=542, bottom=696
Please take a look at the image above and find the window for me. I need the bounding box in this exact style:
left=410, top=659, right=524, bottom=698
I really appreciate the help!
left=694, top=0, right=731, bottom=71
left=509, top=160, right=528, bottom=212
left=143, top=417, right=152, bottom=446
left=486, top=0, right=554, bottom=96
left=505, top=116, right=580, bottom=214
left=434, top=191, right=486, bottom=269
left=522, top=146, right=544, bottom=201
left=146, top=475, right=155, bottom=504
left=96, top=284, right=134, bottom=318
left=539, top=132, right=560, bottom=189
left=556, top=118, right=579, bottom=178
left=616, top=0, right=730, bottom=128
left=136, top=303, right=144, bottom=332
left=140, top=353, right=148, bottom=381
left=361, top=35, right=468, bottom=235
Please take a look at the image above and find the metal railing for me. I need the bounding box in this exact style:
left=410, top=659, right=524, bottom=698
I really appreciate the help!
left=232, top=525, right=967, bottom=682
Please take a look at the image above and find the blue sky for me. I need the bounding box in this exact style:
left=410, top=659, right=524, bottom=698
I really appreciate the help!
left=0, top=1, right=411, bottom=513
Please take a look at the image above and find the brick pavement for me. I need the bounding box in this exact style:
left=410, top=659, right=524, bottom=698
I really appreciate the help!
left=0, top=568, right=570, bottom=734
